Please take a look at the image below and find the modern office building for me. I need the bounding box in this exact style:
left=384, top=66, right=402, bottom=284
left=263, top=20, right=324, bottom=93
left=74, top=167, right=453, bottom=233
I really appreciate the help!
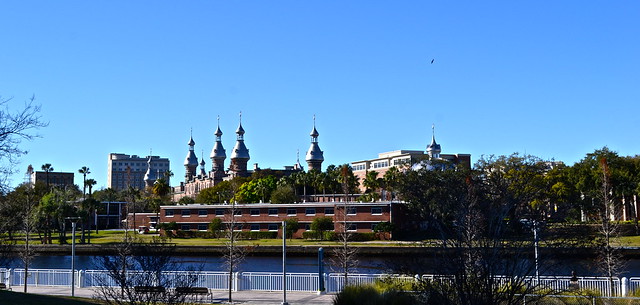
left=107, top=153, right=170, bottom=191
left=350, top=125, right=471, bottom=192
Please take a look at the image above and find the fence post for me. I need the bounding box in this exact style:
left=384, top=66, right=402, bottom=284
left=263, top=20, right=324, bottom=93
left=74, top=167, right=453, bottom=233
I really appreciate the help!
left=233, top=272, right=240, bottom=292
left=6, top=268, right=11, bottom=290
left=78, top=270, right=84, bottom=288
left=622, top=277, right=628, bottom=296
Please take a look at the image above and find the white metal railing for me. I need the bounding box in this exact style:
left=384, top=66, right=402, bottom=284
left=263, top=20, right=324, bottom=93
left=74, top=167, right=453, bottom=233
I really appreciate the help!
left=242, top=272, right=319, bottom=292
left=0, top=267, right=636, bottom=296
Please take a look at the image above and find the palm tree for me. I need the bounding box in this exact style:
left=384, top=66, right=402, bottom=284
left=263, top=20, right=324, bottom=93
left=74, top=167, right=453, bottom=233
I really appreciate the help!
left=78, top=166, right=91, bottom=198
left=85, top=178, right=97, bottom=196
left=41, top=163, right=53, bottom=187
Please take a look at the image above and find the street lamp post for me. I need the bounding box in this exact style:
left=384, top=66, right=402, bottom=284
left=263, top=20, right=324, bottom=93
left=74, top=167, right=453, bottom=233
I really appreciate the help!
left=66, top=217, right=81, bottom=297
left=282, top=221, right=289, bottom=305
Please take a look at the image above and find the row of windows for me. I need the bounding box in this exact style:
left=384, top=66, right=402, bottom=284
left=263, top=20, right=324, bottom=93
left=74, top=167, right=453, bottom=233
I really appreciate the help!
left=393, top=158, right=411, bottom=166
left=180, top=222, right=380, bottom=232
left=352, top=164, right=366, bottom=171
left=372, top=161, right=389, bottom=169
left=165, top=207, right=383, bottom=217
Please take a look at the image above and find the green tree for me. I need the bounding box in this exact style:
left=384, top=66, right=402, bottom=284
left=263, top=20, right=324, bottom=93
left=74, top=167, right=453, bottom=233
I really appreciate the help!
left=311, top=216, right=334, bottom=240
left=177, top=196, right=195, bottom=205
left=40, top=163, right=53, bottom=188
left=284, top=217, right=299, bottom=240
left=233, top=176, right=277, bottom=203
left=383, top=166, right=401, bottom=201
left=209, top=217, right=223, bottom=238
left=196, top=181, right=233, bottom=203
left=78, top=166, right=91, bottom=198
left=271, top=184, right=298, bottom=204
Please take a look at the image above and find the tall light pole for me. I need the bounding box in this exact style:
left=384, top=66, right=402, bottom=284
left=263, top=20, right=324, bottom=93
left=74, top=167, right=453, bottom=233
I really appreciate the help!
left=66, top=217, right=81, bottom=297
left=282, top=221, right=289, bottom=305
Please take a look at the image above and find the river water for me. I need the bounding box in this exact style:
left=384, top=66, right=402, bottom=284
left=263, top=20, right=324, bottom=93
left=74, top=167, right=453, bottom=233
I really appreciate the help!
left=7, top=254, right=640, bottom=278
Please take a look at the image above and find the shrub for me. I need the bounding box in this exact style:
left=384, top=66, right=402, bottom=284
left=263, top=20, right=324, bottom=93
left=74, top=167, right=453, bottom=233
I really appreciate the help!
left=333, top=284, right=416, bottom=305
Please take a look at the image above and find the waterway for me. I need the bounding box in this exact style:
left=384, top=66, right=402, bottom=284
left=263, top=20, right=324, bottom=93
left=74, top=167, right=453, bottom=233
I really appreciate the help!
left=7, top=254, right=640, bottom=277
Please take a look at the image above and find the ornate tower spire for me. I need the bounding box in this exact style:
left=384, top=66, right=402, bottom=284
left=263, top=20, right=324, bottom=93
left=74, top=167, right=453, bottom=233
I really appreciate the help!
left=230, top=112, right=250, bottom=177
left=426, top=123, right=442, bottom=159
left=199, top=150, right=207, bottom=177
left=184, top=129, right=199, bottom=182
left=209, top=116, right=227, bottom=182
left=305, top=115, right=324, bottom=171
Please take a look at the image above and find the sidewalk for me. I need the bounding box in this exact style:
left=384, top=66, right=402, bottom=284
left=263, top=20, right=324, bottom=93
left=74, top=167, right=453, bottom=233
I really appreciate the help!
left=14, top=285, right=335, bottom=304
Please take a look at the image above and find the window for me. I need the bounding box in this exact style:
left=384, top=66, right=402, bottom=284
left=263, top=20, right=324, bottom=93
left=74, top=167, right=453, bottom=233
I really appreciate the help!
left=347, top=207, right=357, bottom=215
left=372, top=223, right=381, bottom=231
left=268, top=209, right=278, bottom=216
left=305, top=224, right=311, bottom=231
left=233, top=209, right=242, bottom=216
left=324, top=208, right=334, bottom=215
left=181, top=225, right=191, bottom=231
left=181, top=210, right=191, bottom=217
left=165, top=210, right=174, bottom=217
left=233, top=224, right=243, bottom=231
left=198, top=210, right=208, bottom=217
left=250, top=209, right=260, bottom=216
left=268, top=224, right=279, bottom=231
left=371, top=207, right=383, bottom=215
left=198, top=224, right=208, bottom=231
left=347, top=223, right=357, bottom=231
left=305, top=208, right=316, bottom=216
left=250, top=224, right=260, bottom=231
left=287, top=208, right=297, bottom=216
left=352, top=164, right=366, bottom=171
left=215, top=209, right=224, bottom=216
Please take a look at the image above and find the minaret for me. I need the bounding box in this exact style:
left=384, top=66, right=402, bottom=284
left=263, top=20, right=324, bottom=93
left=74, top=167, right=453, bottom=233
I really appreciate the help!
left=210, top=116, right=227, bottom=181
left=199, top=151, right=207, bottom=178
left=230, top=112, right=250, bottom=177
left=426, top=124, right=442, bottom=159
left=305, top=115, right=324, bottom=171
left=144, top=155, right=155, bottom=188
left=184, top=130, right=199, bottom=182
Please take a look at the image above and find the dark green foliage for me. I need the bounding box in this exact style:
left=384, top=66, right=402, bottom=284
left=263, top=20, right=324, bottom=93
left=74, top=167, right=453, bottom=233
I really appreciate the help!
left=208, top=218, right=223, bottom=238
left=302, top=231, right=376, bottom=241
left=311, top=216, right=334, bottom=240
left=284, top=217, right=299, bottom=239
left=177, top=196, right=195, bottom=205
left=270, top=184, right=298, bottom=204
left=333, top=284, right=416, bottom=305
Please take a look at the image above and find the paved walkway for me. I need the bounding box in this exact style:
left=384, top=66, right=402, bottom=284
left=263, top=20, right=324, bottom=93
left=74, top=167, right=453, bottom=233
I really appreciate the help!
left=13, top=285, right=335, bottom=304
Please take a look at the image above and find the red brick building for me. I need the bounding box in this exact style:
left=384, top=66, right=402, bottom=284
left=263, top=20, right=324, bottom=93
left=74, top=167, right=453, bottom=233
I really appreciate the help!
left=130, top=202, right=405, bottom=239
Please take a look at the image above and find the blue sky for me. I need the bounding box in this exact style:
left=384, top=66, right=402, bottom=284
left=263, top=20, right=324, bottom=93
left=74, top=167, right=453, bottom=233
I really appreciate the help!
left=2, top=1, right=639, bottom=190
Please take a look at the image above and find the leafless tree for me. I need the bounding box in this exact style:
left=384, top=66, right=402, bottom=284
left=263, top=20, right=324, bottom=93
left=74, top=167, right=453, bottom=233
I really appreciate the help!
left=92, top=235, right=202, bottom=305
left=18, top=184, right=36, bottom=293
left=331, top=165, right=359, bottom=286
left=223, top=201, right=247, bottom=303
left=597, top=158, right=625, bottom=295
left=0, top=95, right=47, bottom=192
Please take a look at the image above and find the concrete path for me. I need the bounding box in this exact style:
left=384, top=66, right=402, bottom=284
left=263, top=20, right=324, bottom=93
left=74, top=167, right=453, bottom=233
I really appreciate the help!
left=13, top=285, right=335, bottom=304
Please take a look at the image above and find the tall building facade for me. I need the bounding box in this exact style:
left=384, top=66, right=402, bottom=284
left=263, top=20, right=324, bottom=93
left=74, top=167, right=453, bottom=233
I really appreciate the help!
left=350, top=125, right=470, bottom=192
left=30, top=171, right=74, bottom=188
left=107, top=153, right=170, bottom=191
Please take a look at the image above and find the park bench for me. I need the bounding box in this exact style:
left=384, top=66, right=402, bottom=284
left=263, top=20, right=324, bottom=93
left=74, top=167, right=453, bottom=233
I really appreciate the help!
left=0, top=283, right=10, bottom=291
left=134, top=285, right=166, bottom=293
left=175, top=286, right=212, bottom=303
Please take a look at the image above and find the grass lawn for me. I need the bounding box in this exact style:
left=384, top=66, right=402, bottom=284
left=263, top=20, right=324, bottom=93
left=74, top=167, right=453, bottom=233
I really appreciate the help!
left=0, top=290, right=102, bottom=305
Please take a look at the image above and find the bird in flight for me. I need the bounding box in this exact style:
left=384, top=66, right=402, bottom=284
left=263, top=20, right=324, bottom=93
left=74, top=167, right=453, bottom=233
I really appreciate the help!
left=431, top=59, right=435, bottom=64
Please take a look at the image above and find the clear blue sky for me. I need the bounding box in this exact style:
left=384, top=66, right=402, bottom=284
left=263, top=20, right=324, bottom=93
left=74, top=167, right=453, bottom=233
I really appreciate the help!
left=2, top=1, right=639, bottom=190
